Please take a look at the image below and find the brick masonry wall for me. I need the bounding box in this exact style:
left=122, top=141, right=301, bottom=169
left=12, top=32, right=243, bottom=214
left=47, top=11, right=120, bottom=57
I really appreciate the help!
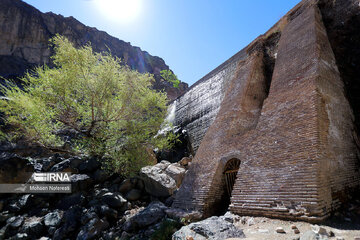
left=173, top=49, right=268, bottom=215
left=173, top=0, right=360, bottom=222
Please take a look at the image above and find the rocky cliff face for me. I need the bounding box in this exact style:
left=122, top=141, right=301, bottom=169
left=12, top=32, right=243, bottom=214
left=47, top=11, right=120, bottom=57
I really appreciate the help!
left=0, top=0, right=188, bottom=100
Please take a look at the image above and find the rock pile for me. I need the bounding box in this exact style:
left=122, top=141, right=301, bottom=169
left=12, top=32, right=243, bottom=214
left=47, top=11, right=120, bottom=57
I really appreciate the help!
left=0, top=151, right=191, bottom=239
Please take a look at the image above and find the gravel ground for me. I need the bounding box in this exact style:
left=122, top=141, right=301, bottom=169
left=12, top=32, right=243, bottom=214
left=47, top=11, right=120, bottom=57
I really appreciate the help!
left=232, top=216, right=360, bottom=240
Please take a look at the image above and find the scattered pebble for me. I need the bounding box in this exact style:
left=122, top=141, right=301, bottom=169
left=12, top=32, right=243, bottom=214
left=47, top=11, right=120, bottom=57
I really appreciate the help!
left=248, top=217, right=255, bottom=226
left=311, top=225, right=329, bottom=236
left=276, top=227, right=286, bottom=234
left=258, top=229, right=269, bottom=233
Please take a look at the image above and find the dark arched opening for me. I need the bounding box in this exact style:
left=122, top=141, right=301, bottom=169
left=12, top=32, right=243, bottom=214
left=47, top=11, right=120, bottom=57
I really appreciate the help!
left=216, top=158, right=241, bottom=215
left=224, top=158, right=241, bottom=196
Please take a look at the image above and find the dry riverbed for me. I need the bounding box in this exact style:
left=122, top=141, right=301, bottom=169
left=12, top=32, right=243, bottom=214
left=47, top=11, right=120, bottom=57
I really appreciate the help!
left=232, top=216, right=360, bottom=240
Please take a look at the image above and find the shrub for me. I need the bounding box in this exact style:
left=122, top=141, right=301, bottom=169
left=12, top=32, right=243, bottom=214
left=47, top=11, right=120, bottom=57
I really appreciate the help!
left=0, top=35, right=175, bottom=175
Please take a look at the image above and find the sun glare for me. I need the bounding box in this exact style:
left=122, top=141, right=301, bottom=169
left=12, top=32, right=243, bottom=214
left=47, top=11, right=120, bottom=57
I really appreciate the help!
left=93, top=0, right=142, bottom=24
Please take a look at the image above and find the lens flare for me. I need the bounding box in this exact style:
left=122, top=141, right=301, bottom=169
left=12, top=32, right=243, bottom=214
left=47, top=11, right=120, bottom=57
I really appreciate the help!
left=93, top=0, right=142, bottom=24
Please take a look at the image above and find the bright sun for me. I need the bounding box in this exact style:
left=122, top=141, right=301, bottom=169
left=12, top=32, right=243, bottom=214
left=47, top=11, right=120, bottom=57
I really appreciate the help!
left=94, top=0, right=142, bottom=24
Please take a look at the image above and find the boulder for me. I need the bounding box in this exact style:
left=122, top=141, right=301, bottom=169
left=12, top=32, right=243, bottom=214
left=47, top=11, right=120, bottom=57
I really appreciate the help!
left=69, top=156, right=84, bottom=169
left=44, top=211, right=63, bottom=227
left=76, top=218, right=109, bottom=240
left=125, top=189, right=142, bottom=201
left=50, top=159, right=72, bottom=172
left=172, top=216, right=245, bottom=240
left=123, top=201, right=167, bottom=232
left=92, top=169, right=111, bottom=183
left=101, top=192, right=127, bottom=209
left=31, top=159, right=43, bottom=172
left=53, top=205, right=82, bottom=240
left=118, top=179, right=133, bottom=194
left=22, top=217, right=44, bottom=237
left=311, top=225, right=329, bottom=236
left=165, top=195, right=175, bottom=207
left=0, top=211, right=14, bottom=224
left=13, top=233, right=29, bottom=239
left=300, top=230, right=329, bottom=240
left=179, top=157, right=192, bottom=167
left=78, top=158, right=101, bottom=173
left=7, top=215, right=24, bottom=229
left=48, top=154, right=65, bottom=164
left=48, top=226, right=56, bottom=235
left=165, top=163, right=186, bottom=187
left=140, top=164, right=177, bottom=197
left=56, top=193, right=85, bottom=210
left=18, top=194, right=33, bottom=208
left=8, top=194, right=34, bottom=213
left=135, top=178, right=145, bottom=191
left=40, top=158, right=56, bottom=172
left=165, top=208, right=202, bottom=222
left=247, top=217, right=255, bottom=226
left=100, top=205, right=118, bottom=220
left=0, top=153, right=33, bottom=184
left=81, top=209, right=98, bottom=225
left=223, top=211, right=240, bottom=223
left=0, top=225, right=7, bottom=240
left=70, top=174, right=93, bottom=192
left=38, top=237, right=51, bottom=240
left=156, top=160, right=172, bottom=170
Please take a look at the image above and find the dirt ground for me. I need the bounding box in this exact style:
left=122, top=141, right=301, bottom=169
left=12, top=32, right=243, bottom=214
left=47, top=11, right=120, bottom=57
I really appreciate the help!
left=231, top=216, right=360, bottom=240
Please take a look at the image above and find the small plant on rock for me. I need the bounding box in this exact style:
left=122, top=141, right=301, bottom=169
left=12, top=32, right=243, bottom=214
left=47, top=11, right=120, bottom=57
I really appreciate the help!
left=160, top=69, right=180, bottom=88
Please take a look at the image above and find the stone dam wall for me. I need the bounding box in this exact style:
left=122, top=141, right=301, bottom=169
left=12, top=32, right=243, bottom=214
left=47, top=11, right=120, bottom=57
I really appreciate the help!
left=172, top=49, right=247, bottom=153
left=173, top=0, right=360, bottom=222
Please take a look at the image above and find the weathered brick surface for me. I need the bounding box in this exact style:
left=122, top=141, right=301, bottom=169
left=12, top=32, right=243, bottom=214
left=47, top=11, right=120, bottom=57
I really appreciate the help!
left=173, top=49, right=268, bottom=216
left=173, top=49, right=248, bottom=153
left=173, top=0, right=360, bottom=221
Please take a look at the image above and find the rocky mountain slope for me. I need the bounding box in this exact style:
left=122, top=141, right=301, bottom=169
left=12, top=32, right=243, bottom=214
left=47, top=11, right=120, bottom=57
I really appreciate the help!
left=0, top=0, right=188, bottom=100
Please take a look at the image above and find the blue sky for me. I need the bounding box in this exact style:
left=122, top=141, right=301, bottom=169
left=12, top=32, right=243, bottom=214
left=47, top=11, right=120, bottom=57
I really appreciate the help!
left=23, top=0, right=301, bottom=86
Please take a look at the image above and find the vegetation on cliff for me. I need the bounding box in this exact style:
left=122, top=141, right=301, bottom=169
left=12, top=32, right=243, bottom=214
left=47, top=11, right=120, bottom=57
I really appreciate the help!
left=0, top=35, right=175, bottom=175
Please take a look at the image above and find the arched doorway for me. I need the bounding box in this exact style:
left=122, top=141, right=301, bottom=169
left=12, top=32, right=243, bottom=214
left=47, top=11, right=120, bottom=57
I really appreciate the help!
left=213, top=158, right=241, bottom=216
left=224, top=158, right=241, bottom=197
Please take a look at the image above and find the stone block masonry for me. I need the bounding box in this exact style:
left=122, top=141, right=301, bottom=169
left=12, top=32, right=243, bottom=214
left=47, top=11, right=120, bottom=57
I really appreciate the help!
left=173, top=0, right=360, bottom=222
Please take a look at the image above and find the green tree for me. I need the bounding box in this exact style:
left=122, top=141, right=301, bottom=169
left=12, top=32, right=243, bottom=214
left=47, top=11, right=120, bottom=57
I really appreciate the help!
left=160, top=69, right=180, bottom=88
left=0, top=35, right=175, bottom=175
